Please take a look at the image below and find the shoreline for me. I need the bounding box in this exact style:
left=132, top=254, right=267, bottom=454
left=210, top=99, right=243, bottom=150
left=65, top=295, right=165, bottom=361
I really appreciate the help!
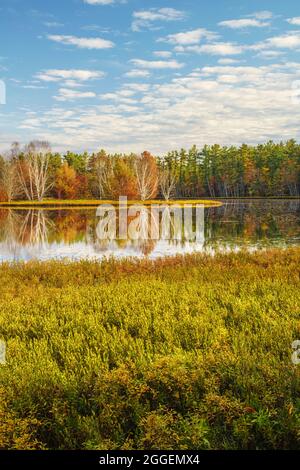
left=0, top=196, right=300, bottom=209
left=0, top=199, right=223, bottom=208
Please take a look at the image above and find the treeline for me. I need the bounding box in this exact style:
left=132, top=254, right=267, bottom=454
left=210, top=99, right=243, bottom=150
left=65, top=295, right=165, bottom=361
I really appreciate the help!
left=0, top=140, right=299, bottom=201
left=161, top=140, right=300, bottom=198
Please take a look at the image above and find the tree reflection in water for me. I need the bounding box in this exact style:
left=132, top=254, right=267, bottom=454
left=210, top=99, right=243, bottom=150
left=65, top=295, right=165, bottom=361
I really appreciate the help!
left=0, top=200, right=299, bottom=261
left=19, top=210, right=55, bottom=247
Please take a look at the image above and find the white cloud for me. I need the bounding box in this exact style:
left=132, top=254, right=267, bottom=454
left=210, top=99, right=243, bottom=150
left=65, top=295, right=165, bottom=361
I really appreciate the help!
left=287, top=17, right=300, bottom=26
left=269, top=33, right=300, bottom=48
left=22, top=85, right=47, bottom=89
left=159, top=28, right=217, bottom=45
left=133, top=8, right=185, bottom=22
left=117, top=89, right=135, bottom=97
left=6, top=5, right=300, bottom=155
left=100, top=89, right=137, bottom=105
left=16, top=62, right=300, bottom=154
left=47, top=34, right=114, bottom=49
left=100, top=103, right=140, bottom=114
left=125, top=83, right=150, bottom=92
left=36, top=69, right=105, bottom=82
left=256, top=50, right=283, bottom=59
left=44, top=22, right=64, bottom=28
left=62, top=80, right=86, bottom=88
left=132, top=8, right=185, bottom=32
left=54, top=88, right=96, bottom=101
left=124, top=69, right=150, bottom=78
left=153, top=51, right=172, bottom=58
left=252, top=11, right=273, bottom=20
left=218, top=58, right=241, bottom=65
left=131, top=59, right=184, bottom=69
left=200, top=43, right=244, bottom=55
left=83, top=0, right=115, bottom=4
left=177, top=42, right=244, bottom=56
left=253, top=32, right=300, bottom=50
left=19, top=118, right=42, bottom=129
left=219, top=18, right=269, bottom=29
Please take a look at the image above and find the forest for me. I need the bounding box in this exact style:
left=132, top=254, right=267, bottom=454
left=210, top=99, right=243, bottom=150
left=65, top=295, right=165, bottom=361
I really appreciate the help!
left=0, top=139, right=300, bottom=202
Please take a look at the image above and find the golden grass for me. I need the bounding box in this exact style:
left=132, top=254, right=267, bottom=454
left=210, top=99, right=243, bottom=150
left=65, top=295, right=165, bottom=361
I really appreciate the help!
left=0, top=248, right=299, bottom=449
left=0, top=199, right=222, bottom=208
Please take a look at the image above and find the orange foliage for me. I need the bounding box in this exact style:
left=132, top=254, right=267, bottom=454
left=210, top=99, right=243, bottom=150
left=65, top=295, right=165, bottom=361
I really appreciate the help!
left=55, top=163, right=80, bottom=199
left=110, top=159, right=139, bottom=200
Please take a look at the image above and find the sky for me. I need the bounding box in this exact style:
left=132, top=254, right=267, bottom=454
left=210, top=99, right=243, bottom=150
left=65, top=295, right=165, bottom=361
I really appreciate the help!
left=1, top=0, right=300, bottom=154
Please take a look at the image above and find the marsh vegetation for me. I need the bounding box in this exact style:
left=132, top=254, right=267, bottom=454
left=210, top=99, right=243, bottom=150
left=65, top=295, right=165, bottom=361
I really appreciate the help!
left=0, top=248, right=299, bottom=449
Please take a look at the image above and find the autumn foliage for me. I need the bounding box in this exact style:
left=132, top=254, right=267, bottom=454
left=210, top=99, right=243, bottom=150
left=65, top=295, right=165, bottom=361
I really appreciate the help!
left=110, top=159, right=139, bottom=200
left=0, top=140, right=300, bottom=201
left=55, top=163, right=79, bottom=199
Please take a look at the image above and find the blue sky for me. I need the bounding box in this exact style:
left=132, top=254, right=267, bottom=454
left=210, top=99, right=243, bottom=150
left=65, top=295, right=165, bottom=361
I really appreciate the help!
left=1, top=0, right=300, bottom=154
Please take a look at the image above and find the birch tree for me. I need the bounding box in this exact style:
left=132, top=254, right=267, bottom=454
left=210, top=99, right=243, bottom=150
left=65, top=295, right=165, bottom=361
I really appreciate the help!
left=93, top=152, right=114, bottom=199
left=134, top=151, right=158, bottom=201
left=17, top=141, right=52, bottom=201
left=159, top=167, right=177, bottom=200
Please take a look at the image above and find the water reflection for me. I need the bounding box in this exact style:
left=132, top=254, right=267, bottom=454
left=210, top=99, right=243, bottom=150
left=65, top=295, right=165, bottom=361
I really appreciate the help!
left=0, top=200, right=299, bottom=261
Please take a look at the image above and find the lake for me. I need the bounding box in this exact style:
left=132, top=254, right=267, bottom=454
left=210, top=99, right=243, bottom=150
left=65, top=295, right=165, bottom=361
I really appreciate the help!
left=0, top=199, right=299, bottom=262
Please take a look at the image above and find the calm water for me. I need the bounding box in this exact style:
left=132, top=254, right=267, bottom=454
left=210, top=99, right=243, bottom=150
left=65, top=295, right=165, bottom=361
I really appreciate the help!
left=0, top=200, right=299, bottom=262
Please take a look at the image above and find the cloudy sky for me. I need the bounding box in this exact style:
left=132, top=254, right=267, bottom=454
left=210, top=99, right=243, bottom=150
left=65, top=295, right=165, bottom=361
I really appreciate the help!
left=1, top=0, right=300, bottom=154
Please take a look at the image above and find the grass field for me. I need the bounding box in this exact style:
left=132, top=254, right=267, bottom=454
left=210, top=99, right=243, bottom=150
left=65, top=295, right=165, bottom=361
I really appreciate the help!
left=0, top=248, right=300, bottom=450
